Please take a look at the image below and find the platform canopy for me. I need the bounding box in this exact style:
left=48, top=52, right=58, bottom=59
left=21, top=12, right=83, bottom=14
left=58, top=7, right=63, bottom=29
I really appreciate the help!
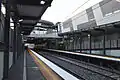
left=3, top=0, right=53, bottom=35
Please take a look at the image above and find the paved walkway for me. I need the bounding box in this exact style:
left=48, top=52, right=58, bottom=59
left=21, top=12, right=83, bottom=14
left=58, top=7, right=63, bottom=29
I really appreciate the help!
left=7, top=53, right=24, bottom=80
left=7, top=50, right=45, bottom=80
left=26, top=51, right=45, bottom=80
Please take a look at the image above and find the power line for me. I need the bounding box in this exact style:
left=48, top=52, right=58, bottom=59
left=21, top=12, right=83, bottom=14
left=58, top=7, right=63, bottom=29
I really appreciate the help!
left=65, top=0, right=91, bottom=20
left=72, top=0, right=91, bottom=14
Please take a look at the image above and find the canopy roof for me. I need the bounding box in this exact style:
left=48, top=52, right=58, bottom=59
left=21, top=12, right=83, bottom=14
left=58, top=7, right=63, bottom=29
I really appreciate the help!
left=4, top=0, right=53, bottom=35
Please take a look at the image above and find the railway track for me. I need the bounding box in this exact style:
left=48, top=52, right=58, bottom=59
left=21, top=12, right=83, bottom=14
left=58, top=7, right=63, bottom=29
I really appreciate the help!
left=39, top=51, right=120, bottom=80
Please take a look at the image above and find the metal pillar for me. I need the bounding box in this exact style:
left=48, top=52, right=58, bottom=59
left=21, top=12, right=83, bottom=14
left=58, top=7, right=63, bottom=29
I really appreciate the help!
left=68, top=35, right=70, bottom=50
left=89, top=34, right=92, bottom=54
left=79, top=35, right=82, bottom=52
left=65, top=39, right=67, bottom=50
left=19, top=34, right=22, bottom=54
left=72, top=35, right=75, bottom=51
left=12, top=0, right=18, bottom=63
left=62, top=36, right=65, bottom=50
left=17, top=26, right=22, bottom=58
left=81, top=31, right=91, bottom=53
left=103, top=32, right=106, bottom=55
left=55, top=38, right=58, bottom=49
left=73, top=35, right=76, bottom=51
left=94, top=28, right=106, bottom=55
left=13, top=19, right=17, bottom=64
left=16, top=25, right=18, bottom=58
left=56, top=26, right=58, bottom=33
left=17, top=26, right=19, bottom=58
left=67, top=38, right=69, bottom=50
left=3, top=0, right=10, bottom=79
left=67, top=35, right=69, bottom=50
left=117, top=39, right=118, bottom=48
left=69, top=35, right=71, bottom=50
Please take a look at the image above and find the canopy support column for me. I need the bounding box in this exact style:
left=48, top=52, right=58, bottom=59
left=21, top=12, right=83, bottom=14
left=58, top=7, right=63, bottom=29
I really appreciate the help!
left=3, top=0, right=11, bottom=79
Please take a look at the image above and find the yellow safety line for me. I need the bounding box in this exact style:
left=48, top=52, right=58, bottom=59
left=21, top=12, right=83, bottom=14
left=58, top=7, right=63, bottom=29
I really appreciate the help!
left=27, top=49, right=62, bottom=80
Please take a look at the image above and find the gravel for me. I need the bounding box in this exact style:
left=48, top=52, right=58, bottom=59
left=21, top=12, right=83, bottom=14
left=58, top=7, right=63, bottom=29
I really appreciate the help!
left=39, top=51, right=120, bottom=80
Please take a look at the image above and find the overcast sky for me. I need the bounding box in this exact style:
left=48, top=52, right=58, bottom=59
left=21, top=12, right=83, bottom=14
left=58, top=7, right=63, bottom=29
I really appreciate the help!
left=41, top=0, right=103, bottom=24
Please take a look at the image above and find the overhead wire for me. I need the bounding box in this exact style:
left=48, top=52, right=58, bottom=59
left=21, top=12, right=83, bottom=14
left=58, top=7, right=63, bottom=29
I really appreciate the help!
left=72, top=0, right=91, bottom=14
left=65, top=0, right=91, bottom=20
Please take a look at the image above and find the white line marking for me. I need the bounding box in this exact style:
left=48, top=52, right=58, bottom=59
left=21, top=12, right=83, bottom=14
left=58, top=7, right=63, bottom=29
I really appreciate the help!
left=23, top=51, right=26, bottom=80
left=48, top=49, right=120, bottom=62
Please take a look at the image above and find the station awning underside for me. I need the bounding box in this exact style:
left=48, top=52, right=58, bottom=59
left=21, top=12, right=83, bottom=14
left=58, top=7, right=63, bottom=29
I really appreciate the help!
left=4, top=0, right=53, bottom=35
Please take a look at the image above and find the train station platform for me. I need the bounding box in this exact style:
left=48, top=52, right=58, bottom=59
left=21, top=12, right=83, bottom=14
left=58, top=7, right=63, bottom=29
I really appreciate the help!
left=5, top=49, right=79, bottom=80
left=6, top=50, right=45, bottom=80
left=1, top=0, right=120, bottom=80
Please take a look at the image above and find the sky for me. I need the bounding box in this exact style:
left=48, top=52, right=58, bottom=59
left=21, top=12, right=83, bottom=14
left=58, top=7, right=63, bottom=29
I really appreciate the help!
left=41, top=0, right=103, bottom=24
